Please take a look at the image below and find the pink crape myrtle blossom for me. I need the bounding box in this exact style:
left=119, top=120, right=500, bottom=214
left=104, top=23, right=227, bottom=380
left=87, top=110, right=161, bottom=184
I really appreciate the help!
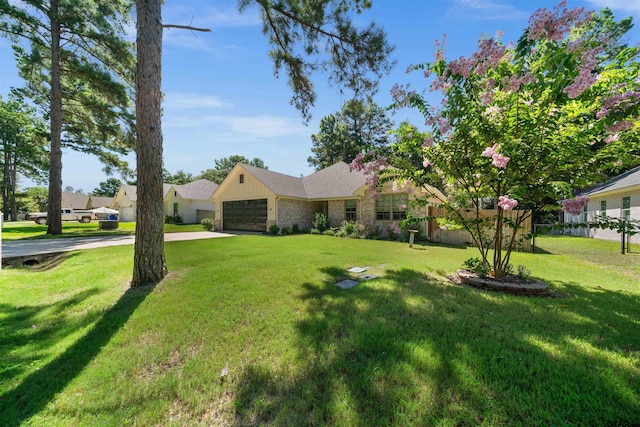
left=482, top=144, right=509, bottom=168
left=605, top=134, right=620, bottom=144
left=482, top=143, right=499, bottom=157
left=527, top=0, right=592, bottom=42
left=350, top=151, right=387, bottom=193
left=614, top=160, right=623, bottom=167
left=606, top=119, right=635, bottom=133
left=423, top=159, right=431, bottom=168
left=498, top=196, right=518, bottom=211
left=398, top=204, right=407, bottom=211
left=491, top=153, right=510, bottom=168
left=563, top=46, right=602, bottom=99
left=390, top=222, right=402, bottom=236
left=561, top=196, right=589, bottom=216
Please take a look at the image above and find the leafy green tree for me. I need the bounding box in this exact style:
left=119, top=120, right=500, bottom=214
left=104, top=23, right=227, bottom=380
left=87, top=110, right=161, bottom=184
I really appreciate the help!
left=0, top=0, right=135, bottom=234
left=0, top=93, right=48, bottom=220
left=21, top=186, right=48, bottom=213
left=163, top=169, right=194, bottom=185
left=308, top=99, right=393, bottom=170
left=356, top=2, right=639, bottom=278
left=133, top=0, right=393, bottom=286
left=197, top=155, right=267, bottom=184
left=91, top=178, right=122, bottom=198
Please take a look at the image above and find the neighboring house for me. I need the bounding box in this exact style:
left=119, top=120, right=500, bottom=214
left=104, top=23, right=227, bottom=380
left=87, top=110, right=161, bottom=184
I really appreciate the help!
left=564, top=165, right=640, bottom=242
left=61, top=191, right=90, bottom=210
left=210, top=162, right=444, bottom=233
left=88, top=196, right=115, bottom=209
left=112, top=180, right=218, bottom=223
left=163, top=179, right=218, bottom=224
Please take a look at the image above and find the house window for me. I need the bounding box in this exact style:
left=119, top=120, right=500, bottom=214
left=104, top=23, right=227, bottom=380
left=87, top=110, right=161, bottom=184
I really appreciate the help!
left=376, top=194, right=407, bottom=221
left=345, top=200, right=357, bottom=221
left=239, top=174, right=245, bottom=184
left=582, top=203, right=588, bottom=223
left=622, top=196, right=631, bottom=221
left=600, top=200, right=606, bottom=217
left=173, top=202, right=179, bottom=218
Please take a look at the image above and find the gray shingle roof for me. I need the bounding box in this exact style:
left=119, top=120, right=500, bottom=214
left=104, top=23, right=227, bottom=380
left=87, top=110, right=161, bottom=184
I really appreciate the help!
left=61, top=192, right=90, bottom=209
left=581, top=165, right=640, bottom=197
left=240, top=161, right=367, bottom=199
left=89, top=196, right=115, bottom=209
left=121, top=183, right=187, bottom=201
left=175, top=179, right=218, bottom=200
left=302, top=161, right=367, bottom=199
left=241, top=164, right=309, bottom=199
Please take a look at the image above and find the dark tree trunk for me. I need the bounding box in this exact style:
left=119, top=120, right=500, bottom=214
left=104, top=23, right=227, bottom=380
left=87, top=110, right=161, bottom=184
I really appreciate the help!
left=47, top=0, right=63, bottom=235
left=9, top=149, right=17, bottom=221
left=132, top=0, right=167, bottom=286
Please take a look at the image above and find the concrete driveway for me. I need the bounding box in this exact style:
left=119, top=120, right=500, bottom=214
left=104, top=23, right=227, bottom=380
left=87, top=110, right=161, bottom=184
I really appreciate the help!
left=1, top=231, right=235, bottom=259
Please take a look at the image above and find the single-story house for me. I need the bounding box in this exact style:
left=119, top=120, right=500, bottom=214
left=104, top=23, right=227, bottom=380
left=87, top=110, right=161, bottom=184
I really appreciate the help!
left=210, top=161, right=444, bottom=234
left=112, top=179, right=218, bottom=223
left=88, top=196, right=115, bottom=209
left=564, top=165, right=640, bottom=242
left=61, top=191, right=90, bottom=210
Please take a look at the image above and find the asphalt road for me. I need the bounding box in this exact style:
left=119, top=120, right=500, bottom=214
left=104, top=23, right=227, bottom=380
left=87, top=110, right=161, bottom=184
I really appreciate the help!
left=1, top=232, right=235, bottom=259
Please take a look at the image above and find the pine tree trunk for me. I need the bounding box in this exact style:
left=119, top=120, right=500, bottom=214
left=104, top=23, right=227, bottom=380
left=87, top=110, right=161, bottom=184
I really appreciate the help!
left=47, top=0, right=63, bottom=235
left=132, top=0, right=167, bottom=286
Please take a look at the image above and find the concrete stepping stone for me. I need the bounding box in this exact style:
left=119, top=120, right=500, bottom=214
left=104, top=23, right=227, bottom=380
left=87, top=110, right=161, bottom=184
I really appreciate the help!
left=336, top=279, right=360, bottom=289
left=347, top=266, right=368, bottom=273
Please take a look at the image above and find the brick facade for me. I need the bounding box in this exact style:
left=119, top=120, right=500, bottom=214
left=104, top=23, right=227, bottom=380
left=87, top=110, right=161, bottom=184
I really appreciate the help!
left=277, top=199, right=325, bottom=230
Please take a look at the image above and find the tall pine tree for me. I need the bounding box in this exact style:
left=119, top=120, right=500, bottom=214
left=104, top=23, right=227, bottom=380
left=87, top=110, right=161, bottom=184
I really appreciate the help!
left=133, top=0, right=394, bottom=286
left=0, top=0, right=135, bottom=234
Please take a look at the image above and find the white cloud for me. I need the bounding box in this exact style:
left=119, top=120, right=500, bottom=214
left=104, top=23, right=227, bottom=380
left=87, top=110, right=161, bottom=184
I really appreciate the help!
left=451, top=0, right=529, bottom=20
left=206, top=115, right=306, bottom=138
left=164, top=92, right=229, bottom=110
left=163, top=112, right=306, bottom=138
left=586, top=0, right=640, bottom=14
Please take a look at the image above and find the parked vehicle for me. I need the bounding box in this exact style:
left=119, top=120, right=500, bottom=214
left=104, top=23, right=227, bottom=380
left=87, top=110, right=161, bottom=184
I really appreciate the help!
left=29, top=208, right=94, bottom=224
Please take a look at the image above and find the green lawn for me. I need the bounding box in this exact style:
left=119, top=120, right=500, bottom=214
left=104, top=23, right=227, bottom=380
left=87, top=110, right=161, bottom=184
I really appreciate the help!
left=0, top=235, right=638, bottom=426
left=1, top=220, right=205, bottom=240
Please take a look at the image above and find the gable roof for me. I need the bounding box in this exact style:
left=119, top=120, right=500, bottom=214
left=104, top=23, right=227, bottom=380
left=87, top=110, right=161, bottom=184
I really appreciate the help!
left=241, top=164, right=309, bottom=199
left=89, top=196, right=115, bottom=209
left=236, top=161, right=367, bottom=199
left=581, top=165, right=640, bottom=197
left=118, top=180, right=218, bottom=203
left=302, top=161, right=368, bottom=199
left=61, top=191, right=90, bottom=209
left=175, top=179, right=218, bottom=200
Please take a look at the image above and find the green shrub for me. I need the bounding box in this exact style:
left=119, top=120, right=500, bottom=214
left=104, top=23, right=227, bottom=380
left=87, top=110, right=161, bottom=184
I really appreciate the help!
left=310, top=228, right=320, bottom=234
left=292, top=224, right=299, bottom=233
left=463, top=257, right=490, bottom=278
left=165, top=215, right=175, bottom=224
left=312, top=212, right=329, bottom=232
left=337, top=220, right=367, bottom=239
left=323, top=229, right=335, bottom=236
left=282, top=226, right=292, bottom=235
left=269, top=224, right=280, bottom=235
left=201, top=218, right=215, bottom=231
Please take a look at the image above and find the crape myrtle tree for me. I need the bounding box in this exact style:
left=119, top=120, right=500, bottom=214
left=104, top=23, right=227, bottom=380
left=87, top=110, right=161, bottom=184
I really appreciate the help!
left=308, top=99, right=393, bottom=170
left=353, top=2, right=639, bottom=278
left=0, top=0, right=136, bottom=235
left=133, top=0, right=394, bottom=286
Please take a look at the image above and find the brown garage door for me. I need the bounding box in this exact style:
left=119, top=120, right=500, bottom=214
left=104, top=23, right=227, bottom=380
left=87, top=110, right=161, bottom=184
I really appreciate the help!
left=223, top=199, right=267, bottom=232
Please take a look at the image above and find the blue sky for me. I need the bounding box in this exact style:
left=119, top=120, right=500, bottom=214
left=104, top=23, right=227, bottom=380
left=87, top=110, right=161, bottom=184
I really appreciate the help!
left=1, top=0, right=639, bottom=193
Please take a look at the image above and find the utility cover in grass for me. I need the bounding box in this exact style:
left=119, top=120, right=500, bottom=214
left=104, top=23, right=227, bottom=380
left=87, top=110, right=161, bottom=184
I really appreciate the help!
left=336, top=279, right=360, bottom=289
left=359, top=274, right=377, bottom=280
left=347, top=266, right=368, bottom=273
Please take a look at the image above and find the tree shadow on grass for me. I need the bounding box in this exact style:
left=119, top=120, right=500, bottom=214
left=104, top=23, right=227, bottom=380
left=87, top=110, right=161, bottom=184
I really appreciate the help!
left=0, top=284, right=155, bottom=427
left=232, top=267, right=639, bottom=426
